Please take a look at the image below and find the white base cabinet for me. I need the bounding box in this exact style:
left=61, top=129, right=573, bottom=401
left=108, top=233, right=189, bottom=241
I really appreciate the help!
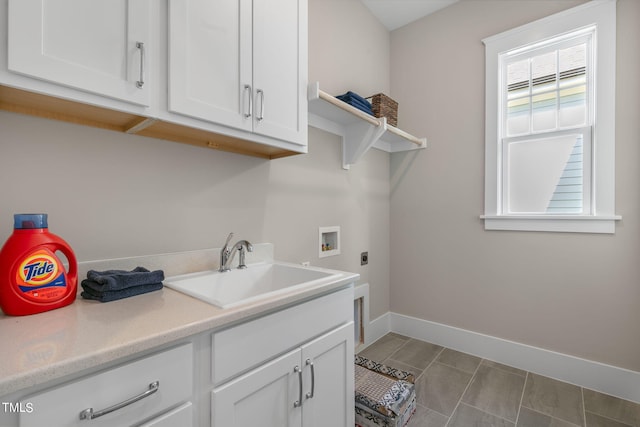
left=212, top=322, right=354, bottom=427
left=0, top=286, right=355, bottom=427
left=140, top=402, right=194, bottom=427
left=213, top=347, right=302, bottom=427
left=301, top=323, right=354, bottom=427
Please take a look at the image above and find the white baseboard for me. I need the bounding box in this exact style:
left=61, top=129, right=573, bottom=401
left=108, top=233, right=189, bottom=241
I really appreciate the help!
left=366, top=311, right=640, bottom=404
left=364, top=311, right=391, bottom=349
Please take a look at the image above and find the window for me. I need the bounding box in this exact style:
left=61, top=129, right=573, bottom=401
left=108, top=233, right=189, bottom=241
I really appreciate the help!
left=482, top=0, right=619, bottom=233
left=504, top=31, right=592, bottom=215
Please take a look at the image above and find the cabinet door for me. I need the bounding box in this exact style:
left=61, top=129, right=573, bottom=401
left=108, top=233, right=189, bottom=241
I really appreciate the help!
left=212, top=349, right=302, bottom=427
left=169, top=0, right=252, bottom=131
left=8, top=0, right=151, bottom=106
left=301, top=322, right=354, bottom=427
left=252, top=0, right=307, bottom=145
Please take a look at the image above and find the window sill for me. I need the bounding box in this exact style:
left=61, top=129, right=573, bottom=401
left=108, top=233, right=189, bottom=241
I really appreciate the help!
left=480, top=215, right=622, bottom=234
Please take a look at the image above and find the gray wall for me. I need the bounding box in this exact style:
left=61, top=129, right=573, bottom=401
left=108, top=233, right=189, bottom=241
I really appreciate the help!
left=0, top=0, right=393, bottom=319
left=390, top=0, right=640, bottom=371
left=309, top=0, right=390, bottom=96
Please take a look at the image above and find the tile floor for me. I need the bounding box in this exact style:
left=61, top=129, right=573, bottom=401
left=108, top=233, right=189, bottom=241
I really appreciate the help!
left=357, top=333, right=640, bottom=427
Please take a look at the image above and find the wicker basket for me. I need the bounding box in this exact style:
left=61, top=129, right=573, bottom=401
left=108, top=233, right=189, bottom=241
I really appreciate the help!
left=367, top=93, right=398, bottom=127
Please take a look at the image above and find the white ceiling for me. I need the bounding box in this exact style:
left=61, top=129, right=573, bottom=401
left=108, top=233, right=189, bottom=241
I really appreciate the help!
left=361, top=0, right=459, bottom=31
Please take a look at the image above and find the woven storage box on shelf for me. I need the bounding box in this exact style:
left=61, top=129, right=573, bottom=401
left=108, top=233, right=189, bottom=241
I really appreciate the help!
left=354, top=355, right=416, bottom=427
left=366, top=93, right=398, bottom=127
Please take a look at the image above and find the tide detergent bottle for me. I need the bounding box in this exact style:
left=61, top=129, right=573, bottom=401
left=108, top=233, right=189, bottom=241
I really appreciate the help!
left=0, top=214, right=77, bottom=316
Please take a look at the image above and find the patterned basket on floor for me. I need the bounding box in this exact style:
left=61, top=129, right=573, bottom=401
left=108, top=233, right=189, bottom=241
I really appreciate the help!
left=355, top=355, right=417, bottom=427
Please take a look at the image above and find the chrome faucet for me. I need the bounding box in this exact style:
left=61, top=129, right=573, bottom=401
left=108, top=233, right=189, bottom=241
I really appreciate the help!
left=219, top=233, right=254, bottom=272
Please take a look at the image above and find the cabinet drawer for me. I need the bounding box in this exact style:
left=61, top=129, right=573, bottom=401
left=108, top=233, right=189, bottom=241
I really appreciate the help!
left=212, top=287, right=352, bottom=385
left=19, top=343, right=193, bottom=427
left=139, top=402, right=193, bottom=427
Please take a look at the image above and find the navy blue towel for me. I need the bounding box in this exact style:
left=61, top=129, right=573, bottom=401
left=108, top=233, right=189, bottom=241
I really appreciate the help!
left=81, top=281, right=163, bottom=303
left=336, top=91, right=371, bottom=106
left=336, top=91, right=373, bottom=115
left=86, top=267, right=164, bottom=291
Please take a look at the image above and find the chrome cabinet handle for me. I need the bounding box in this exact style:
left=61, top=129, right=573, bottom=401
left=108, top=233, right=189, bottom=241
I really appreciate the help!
left=305, top=359, right=315, bottom=399
left=79, top=381, right=159, bottom=421
left=293, top=365, right=302, bottom=408
left=256, top=89, right=265, bottom=121
left=244, top=85, right=253, bottom=118
left=135, top=42, right=145, bottom=89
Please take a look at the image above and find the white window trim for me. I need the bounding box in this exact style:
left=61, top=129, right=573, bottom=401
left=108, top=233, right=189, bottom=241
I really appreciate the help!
left=481, top=0, right=620, bottom=233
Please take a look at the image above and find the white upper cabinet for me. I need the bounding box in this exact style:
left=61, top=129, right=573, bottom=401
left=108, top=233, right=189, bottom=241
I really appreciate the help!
left=252, top=0, right=306, bottom=144
left=1, top=0, right=307, bottom=158
left=168, top=0, right=307, bottom=146
left=8, top=0, right=152, bottom=106
left=168, top=0, right=252, bottom=131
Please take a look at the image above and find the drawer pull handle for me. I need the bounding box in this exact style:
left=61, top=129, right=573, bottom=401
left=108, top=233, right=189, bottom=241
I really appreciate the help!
left=135, top=41, right=145, bottom=89
left=79, top=380, right=159, bottom=420
left=293, top=366, right=302, bottom=408
left=305, top=359, right=315, bottom=399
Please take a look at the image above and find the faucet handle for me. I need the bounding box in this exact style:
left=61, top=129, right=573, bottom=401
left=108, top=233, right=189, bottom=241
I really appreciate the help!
left=219, top=233, right=235, bottom=273
left=223, top=232, right=234, bottom=249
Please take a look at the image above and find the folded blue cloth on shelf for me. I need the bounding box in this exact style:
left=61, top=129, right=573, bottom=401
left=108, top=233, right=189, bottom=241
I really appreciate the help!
left=86, top=267, right=165, bottom=291
left=81, top=281, right=163, bottom=303
left=340, top=100, right=373, bottom=115
left=346, top=99, right=373, bottom=112
left=336, top=91, right=371, bottom=106
left=336, top=91, right=374, bottom=115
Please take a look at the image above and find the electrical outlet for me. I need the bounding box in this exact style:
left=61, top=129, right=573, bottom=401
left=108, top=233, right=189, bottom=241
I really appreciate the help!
left=361, top=251, right=368, bottom=266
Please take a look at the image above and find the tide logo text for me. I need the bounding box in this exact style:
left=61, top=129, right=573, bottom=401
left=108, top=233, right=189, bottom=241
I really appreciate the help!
left=23, top=261, right=55, bottom=282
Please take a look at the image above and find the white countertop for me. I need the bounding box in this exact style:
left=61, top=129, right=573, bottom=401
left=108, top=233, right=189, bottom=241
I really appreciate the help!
left=0, top=246, right=358, bottom=397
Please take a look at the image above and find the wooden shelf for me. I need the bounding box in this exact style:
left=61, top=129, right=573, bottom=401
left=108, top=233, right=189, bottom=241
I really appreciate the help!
left=0, top=85, right=301, bottom=160
left=307, top=82, right=426, bottom=169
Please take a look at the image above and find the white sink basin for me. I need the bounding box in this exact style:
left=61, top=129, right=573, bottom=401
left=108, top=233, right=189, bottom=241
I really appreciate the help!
left=164, top=263, right=341, bottom=309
